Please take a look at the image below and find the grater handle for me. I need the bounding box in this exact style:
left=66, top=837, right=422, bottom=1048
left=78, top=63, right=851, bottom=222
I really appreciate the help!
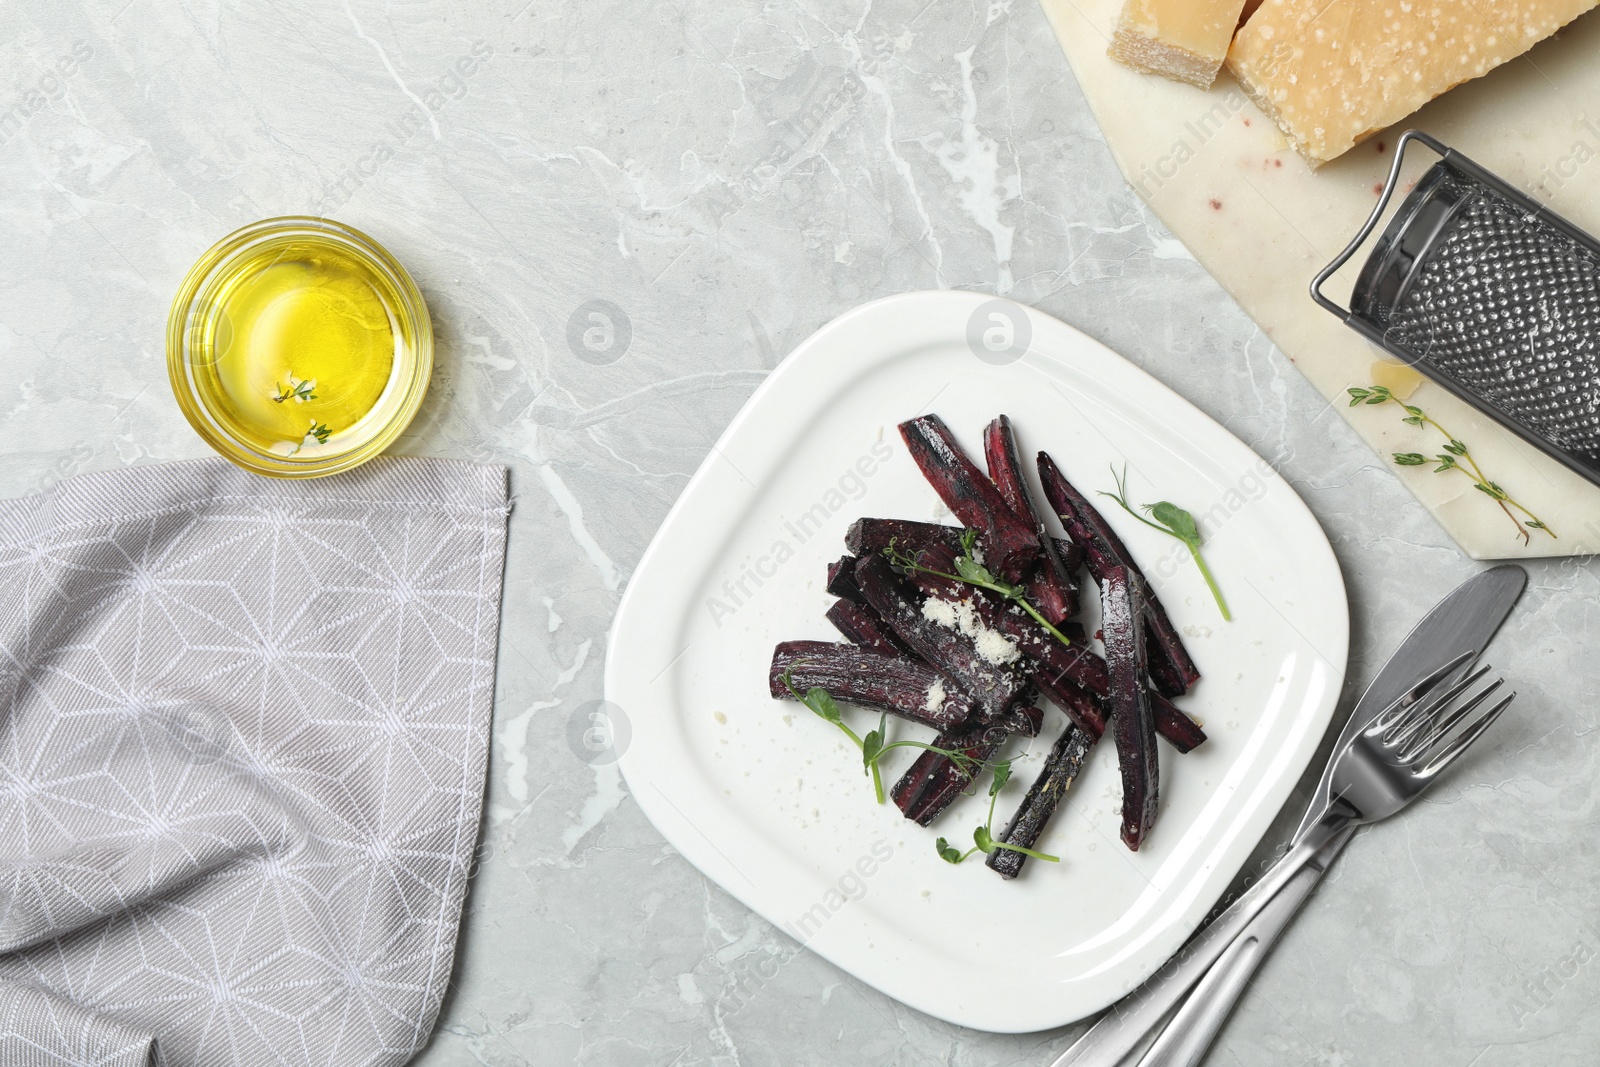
left=1309, top=130, right=1451, bottom=323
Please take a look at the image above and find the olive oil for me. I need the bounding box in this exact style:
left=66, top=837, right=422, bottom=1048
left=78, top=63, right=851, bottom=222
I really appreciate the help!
left=193, top=241, right=403, bottom=457
left=169, top=217, right=431, bottom=478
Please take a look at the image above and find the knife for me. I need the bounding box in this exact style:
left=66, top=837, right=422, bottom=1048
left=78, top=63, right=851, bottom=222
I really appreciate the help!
left=1049, top=564, right=1527, bottom=1067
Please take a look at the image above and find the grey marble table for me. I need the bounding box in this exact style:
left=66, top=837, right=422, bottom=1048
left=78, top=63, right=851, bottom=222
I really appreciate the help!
left=2, top=1, right=1595, bottom=1064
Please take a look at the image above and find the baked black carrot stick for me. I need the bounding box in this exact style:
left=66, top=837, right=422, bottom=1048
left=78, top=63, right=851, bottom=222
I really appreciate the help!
left=769, top=640, right=974, bottom=730
left=1036, top=452, right=1201, bottom=697
left=984, top=414, right=1078, bottom=622
left=1102, top=566, right=1160, bottom=851
left=845, top=517, right=960, bottom=557
left=995, top=701, right=1044, bottom=739
left=890, top=719, right=1010, bottom=826
left=826, top=598, right=913, bottom=659
left=1036, top=667, right=1203, bottom=752
left=898, top=415, right=1039, bottom=582
left=1035, top=672, right=1108, bottom=738
left=826, top=554, right=864, bottom=603
left=902, top=541, right=1205, bottom=751
left=847, top=517, right=1081, bottom=579
left=1151, top=695, right=1206, bottom=753
left=987, top=723, right=1094, bottom=878
left=828, top=596, right=1042, bottom=736
left=853, top=554, right=1031, bottom=722
left=901, top=541, right=1106, bottom=692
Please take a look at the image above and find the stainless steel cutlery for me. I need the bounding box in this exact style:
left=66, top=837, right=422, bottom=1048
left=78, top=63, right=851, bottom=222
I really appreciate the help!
left=1051, top=564, right=1526, bottom=1067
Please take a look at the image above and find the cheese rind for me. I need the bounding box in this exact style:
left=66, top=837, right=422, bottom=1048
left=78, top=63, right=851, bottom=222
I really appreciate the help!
left=1108, top=0, right=1251, bottom=89
left=1228, top=0, right=1600, bottom=166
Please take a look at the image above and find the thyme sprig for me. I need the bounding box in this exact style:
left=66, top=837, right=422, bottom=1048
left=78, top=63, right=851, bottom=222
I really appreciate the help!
left=282, top=419, right=334, bottom=458
left=936, top=760, right=1060, bottom=865
left=1349, top=385, right=1553, bottom=545
left=884, top=529, right=1073, bottom=648
left=271, top=377, right=317, bottom=404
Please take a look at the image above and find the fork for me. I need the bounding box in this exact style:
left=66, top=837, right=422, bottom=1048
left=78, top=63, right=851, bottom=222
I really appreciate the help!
left=1130, top=664, right=1512, bottom=1067
left=1053, top=657, right=1514, bottom=1067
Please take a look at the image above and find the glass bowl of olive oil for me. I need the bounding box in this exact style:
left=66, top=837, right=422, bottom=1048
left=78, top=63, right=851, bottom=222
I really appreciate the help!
left=167, top=217, right=432, bottom=478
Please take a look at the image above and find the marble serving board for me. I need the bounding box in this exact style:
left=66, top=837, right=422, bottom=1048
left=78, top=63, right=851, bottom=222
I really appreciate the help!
left=1039, top=0, right=1600, bottom=559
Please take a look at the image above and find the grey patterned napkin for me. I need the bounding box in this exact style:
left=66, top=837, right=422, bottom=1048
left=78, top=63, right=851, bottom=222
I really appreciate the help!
left=0, top=457, right=510, bottom=1067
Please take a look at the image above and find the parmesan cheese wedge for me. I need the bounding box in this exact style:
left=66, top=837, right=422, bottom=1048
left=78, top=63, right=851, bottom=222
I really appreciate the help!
left=1228, top=0, right=1600, bottom=166
left=1108, top=0, right=1252, bottom=88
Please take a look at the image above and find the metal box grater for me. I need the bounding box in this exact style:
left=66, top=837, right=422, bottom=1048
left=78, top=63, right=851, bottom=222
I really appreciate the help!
left=1313, top=130, right=1600, bottom=488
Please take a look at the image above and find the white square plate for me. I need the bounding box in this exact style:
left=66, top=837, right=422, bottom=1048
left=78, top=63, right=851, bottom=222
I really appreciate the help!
left=606, top=291, right=1347, bottom=1032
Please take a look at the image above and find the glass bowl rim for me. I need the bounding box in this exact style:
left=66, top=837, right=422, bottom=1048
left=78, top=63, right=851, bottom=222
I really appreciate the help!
left=165, top=215, right=433, bottom=479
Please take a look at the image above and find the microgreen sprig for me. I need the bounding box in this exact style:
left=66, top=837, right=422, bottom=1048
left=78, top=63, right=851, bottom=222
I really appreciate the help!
left=884, top=529, right=1073, bottom=648
left=1349, top=385, right=1554, bottom=545
left=782, top=671, right=979, bottom=804
left=1101, top=467, right=1230, bottom=622
left=936, top=760, right=1060, bottom=866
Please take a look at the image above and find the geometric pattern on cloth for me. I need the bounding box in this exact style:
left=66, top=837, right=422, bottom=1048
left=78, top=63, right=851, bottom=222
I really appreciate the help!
left=0, top=458, right=509, bottom=1066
